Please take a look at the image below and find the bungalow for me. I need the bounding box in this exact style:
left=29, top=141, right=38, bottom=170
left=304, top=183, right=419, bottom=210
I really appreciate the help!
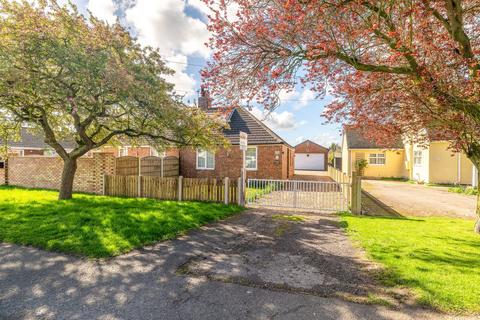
left=341, top=127, right=407, bottom=179
left=179, top=106, right=295, bottom=180
left=342, top=127, right=476, bottom=185
left=0, top=127, right=76, bottom=158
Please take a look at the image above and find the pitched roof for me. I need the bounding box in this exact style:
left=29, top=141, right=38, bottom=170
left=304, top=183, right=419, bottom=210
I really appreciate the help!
left=207, top=107, right=291, bottom=147
left=294, top=140, right=329, bottom=152
left=344, top=128, right=403, bottom=149
left=2, top=127, right=77, bottom=149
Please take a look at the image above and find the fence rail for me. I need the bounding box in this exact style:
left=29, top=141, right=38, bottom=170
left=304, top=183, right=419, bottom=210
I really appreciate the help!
left=246, top=178, right=349, bottom=212
left=104, top=175, right=238, bottom=204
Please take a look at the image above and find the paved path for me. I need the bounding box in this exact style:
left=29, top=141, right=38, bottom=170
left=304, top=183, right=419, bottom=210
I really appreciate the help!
left=362, top=180, right=476, bottom=218
left=0, top=209, right=470, bottom=320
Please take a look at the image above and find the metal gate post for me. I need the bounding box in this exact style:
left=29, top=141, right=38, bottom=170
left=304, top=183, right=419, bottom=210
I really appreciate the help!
left=293, top=181, right=298, bottom=208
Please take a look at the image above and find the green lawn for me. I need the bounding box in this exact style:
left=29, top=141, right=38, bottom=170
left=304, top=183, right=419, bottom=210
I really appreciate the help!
left=341, top=214, right=480, bottom=314
left=0, top=186, right=243, bottom=258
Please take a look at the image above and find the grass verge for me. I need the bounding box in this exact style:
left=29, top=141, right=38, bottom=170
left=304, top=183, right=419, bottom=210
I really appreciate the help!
left=0, top=186, right=243, bottom=258
left=340, top=213, right=480, bottom=314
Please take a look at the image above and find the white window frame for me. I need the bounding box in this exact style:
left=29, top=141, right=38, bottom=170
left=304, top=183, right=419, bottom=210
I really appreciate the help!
left=368, top=153, right=386, bottom=165
left=245, top=146, right=258, bottom=171
left=119, top=146, right=129, bottom=157
left=414, top=150, right=423, bottom=166
left=196, top=149, right=215, bottom=170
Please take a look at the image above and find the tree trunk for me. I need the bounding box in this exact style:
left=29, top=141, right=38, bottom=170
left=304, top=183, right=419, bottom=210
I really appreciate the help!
left=58, top=157, right=78, bottom=200
left=475, top=166, right=480, bottom=234
left=469, top=155, right=480, bottom=234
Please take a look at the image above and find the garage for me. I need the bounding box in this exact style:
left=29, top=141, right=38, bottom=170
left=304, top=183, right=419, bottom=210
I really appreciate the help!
left=294, top=140, right=329, bottom=171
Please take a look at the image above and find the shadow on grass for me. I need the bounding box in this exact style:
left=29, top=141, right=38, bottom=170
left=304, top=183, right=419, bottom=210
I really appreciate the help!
left=339, top=213, right=480, bottom=313
left=0, top=187, right=243, bottom=258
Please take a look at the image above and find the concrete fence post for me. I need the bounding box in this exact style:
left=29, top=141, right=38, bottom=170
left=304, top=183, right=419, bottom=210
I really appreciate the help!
left=178, top=176, right=183, bottom=201
left=224, top=177, right=229, bottom=205
left=161, top=157, right=164, bottom=178
left=351, top=172, right=362, bottom=214
left=237, top=177, right=244, bottom=206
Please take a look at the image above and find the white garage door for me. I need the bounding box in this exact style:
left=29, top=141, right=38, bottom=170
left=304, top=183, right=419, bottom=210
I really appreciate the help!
left=295, top=153, right=325, bottom=170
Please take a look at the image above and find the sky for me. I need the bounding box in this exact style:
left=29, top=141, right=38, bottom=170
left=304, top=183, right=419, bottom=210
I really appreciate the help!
left=69, top=0, right=343, bottom=147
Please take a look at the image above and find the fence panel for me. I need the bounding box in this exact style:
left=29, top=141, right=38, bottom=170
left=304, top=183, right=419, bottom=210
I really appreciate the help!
left=104, top=175, right=237, bottom=204
left=141, top=156, right=162, bottom=176
left=142, top=176, right=177, bottom=200
left=163, top=156, right=179, bottom=177
left=104, top=175, right=139, bottom=197
left=116, top=156, right=139, bottom=176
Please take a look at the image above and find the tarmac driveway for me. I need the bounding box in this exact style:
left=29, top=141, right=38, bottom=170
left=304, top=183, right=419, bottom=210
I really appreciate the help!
left=362, top=180, right=477, bottom=218
left=0, top=209, right=463, bottom=320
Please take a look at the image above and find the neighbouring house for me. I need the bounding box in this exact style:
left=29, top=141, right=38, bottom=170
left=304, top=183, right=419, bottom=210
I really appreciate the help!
left=179, top=103, right=295, bottom=180
left=0, top=127, right=177, bottom=160
left=294, top=140, right=328, bottom=171
left=404, top=140, right=473, bottom=185
left=0, top=127, right=78, bottom=160
left=342, top=127, right=476, bottom=185
left=342, top=127, right=406, bottom=179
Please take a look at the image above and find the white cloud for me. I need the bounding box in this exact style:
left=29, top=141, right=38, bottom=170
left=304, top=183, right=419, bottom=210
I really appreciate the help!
left=164, top=54, right=196, bottom=95
left=87, top=0, right=116, bottom=24
left=278, top=88, right=298, bottom=102
left=250, top=107, right=305, bottom=131
left=311, top=132, right=341, bottom=147
left=294, top=88, right=316, bottom=111
left=125, top=0, right=210, bottom=58
left=124, top=0, right=210, bottom=95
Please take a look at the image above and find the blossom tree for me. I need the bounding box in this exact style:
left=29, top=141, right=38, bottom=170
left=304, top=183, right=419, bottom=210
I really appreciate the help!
left=0, top=0, right=226, bottom=200
left=203, top=0, right=480, bottom=231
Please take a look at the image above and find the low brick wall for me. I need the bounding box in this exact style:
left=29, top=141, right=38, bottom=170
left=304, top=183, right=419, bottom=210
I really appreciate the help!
left=6, top=153, right=115, bottom=194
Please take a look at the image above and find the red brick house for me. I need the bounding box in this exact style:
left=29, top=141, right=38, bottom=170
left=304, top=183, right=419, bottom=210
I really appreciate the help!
left=294, top=140, right=329, bottom=171
left=180, top=107, right=295, bottom=180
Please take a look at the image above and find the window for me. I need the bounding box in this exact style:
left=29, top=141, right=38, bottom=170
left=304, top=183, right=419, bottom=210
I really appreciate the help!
left=119, top=146, right=129, bottom=157
left=414, top=151, right=423, bottom=166
left=369, top=153, right=385, bottom=165
left=196, top=149, right=215, bottom=170
left=0, top=160, right=4, bottom=169
left=245, top=147, right=257, bottom=170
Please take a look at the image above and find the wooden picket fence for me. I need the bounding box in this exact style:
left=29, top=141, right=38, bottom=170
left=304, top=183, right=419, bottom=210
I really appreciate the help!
left=103, top=175, right=239, bottom=204
left=327, top=165, right=362, bottom=214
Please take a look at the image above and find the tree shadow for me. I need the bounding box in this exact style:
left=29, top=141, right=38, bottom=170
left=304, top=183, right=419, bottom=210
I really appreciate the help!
left=0, top=208, right=445, bottom=319
left=0, top=193, right=242, bottom=258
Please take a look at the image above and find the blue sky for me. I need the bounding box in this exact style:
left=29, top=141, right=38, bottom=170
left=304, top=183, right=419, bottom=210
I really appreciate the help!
left=71, top=0, right=342, bottom=147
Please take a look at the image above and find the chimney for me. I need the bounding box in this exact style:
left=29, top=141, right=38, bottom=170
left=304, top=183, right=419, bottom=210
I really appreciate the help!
left=198, top=85, right=211, bottom=110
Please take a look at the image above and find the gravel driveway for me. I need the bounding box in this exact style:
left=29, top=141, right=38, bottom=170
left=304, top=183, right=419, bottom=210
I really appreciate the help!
left=362, top=180, right=477, bottom=218
left=0, top=209, right=467, bottom=320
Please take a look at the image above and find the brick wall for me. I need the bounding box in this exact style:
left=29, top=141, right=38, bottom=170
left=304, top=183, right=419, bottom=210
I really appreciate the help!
left=0, top=168, right=5, bottom=185
left=180, top=144, right=294, bottom=180
left=6, top=153, right=115, bottom=193
left=295, top=141, right=328, bottom=153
